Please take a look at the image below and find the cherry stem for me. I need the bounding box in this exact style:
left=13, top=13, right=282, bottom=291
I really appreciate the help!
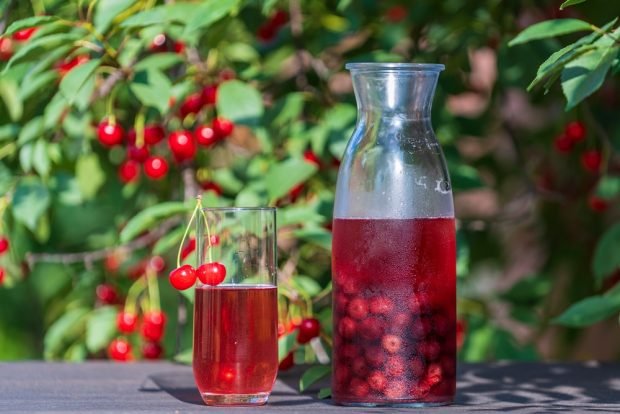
left=105, top=86, right=118, bottom=123
left=199, top=204, right=214, bottom=263
left=124, top=277, right=147, bottom=315
left=135, top=109, right=145, bottom=148
left=146, top=266, right=160, bottom=313
left=176, top=198, right=201, bottom=268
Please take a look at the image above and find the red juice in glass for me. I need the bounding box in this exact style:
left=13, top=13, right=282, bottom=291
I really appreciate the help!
left=332, top=217, right=456, bottom=405
left=193, top=284, right=278, bottom=405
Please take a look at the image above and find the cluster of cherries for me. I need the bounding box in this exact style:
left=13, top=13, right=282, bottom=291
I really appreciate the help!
left=0, top=237, right=9, bottom=285
left=103, top=256, right=168, bottom=361
left=333, top=289, right=455, bottom=402
left=277, top=317, right=322, bottom=371
left=552, top=121, right=611, bottom=212
left=168, top=235, right=227, bottom=290
left=256, top=10, right=289, bottom=43
left=0, top=26, right=38, bottom=61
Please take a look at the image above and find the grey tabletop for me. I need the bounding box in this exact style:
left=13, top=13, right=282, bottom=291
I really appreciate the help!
left=0, top=362, right=618, bottom=413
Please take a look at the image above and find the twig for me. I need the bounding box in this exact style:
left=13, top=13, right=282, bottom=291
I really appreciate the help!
left=25, top=217, right=180, bottom=267
left=288, top=0, right=309, bottom=90
left=90, top=68, right=126, bottom=103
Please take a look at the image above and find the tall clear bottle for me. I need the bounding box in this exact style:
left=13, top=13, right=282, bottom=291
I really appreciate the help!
left=332, top=63, right=456, bottom=407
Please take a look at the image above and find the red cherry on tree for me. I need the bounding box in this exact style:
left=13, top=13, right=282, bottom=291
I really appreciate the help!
left=580, top=150, right=602, bottom=173
left=144, top=156, right=169, bottom=180
left=196, top=262, right=227, bottom=286
left=257, top=24, right=277, bottom=43
left=169, top=265, right=197, bottom=290
left=173, top=41, right=185, bottom=54
left=0, top=237, right=9, bottom=255
left=565, top=121, right=586, bottom=143
left=278, top=352, right=294, bottom=371
left=270, top=10, right=289, bottom=27
left=195, top=125, right=218, bottom=147
left=0, top=37, right=13, bottom=61
left=127, top=145, right=149, bottom=163
left=212, top=118, right=234, bottom=138
left=149, top=256, right=166, bottom=273
left=201, top=181, right=223, bottom=196
left=180, top=238, right=196, bottom=261
left=142, top=311, right=166, bottom=341
left=117, top=311, right=138, bottom=334
left=219, top=69, right=236, bottom=81
left=0, top=267, right=4, bottom=285
left=386, top=5, right=407, bottom=22
left=201, top=84, right=218, bottom=106
left=144, top=124, right=165, bottom=145
left=150, top=33, right=168, bottom=52
left=12, top=27, right=37, bottom=41
left=56, top=55, right=89, bottom=76
left=142, top=341, right=164, bottom=360
left=289, top=183, right=304, bottom=202
left=108, top=338, right=132, bottom=361
left=553, top=134, right=572, bottom=154
left=168, top=130, right=196, bottom=162
left=96, top=284, right=118, bottom=304
left=588, top=195, right=608, bottom=213
left=97, top=119, right=125, bottom=147
left=303, top=150, right=321, bottom=167
left=118, top=160, right=140, bottom=183
left=297, top=318, right=320, bottom=344
left=179, top=93, right=204, bottom=118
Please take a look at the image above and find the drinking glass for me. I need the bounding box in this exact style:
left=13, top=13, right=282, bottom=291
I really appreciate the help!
left=192, top=207, right=278, bottom=406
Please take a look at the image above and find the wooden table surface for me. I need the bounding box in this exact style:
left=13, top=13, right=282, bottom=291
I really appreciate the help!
left=0, top=362, right=619, bottom=413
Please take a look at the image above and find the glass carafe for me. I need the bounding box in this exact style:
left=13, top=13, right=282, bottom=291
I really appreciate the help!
left=332, top=63, right=456, bottom=407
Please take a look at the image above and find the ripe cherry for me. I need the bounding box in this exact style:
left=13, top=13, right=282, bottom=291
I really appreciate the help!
left=201, top=84, right=218, bottom=106
left=581, top=150, right=602, bottom=173
left=96, top=284, right=118, bottom=304
left=169, top=265, right=197, bottom=290
left=588, top=195, right=608, bottom=212
left=209, top=235, right=220, bottom=246
left=118, top=160, right=139, bottom=183
left=117, top=311, right=138, bottom=333
left=212, top=118, right=234, bottom=138
left=108, top=338, right=132, bottom=361
left=56, top=55, right=89, bottom=76
left=195, top=125, right=218, bottom=147
left=381, top=334, right=403, bottom=354
left=218, top=68, right=236, bottom=81
left=368, top=371, right=388, bottom=392
left=149, top=256, right=166, bottom=273
left=278, top=352, right=294, bottom=371
left=127, top=145, right=149, bottom=163
left=338, top=317, right=356, bottom=338
left=179, top=93, right=203, bottom=119
left=97, top=119, right=125, bottom=147
left=12, top=27, right=37, bottom=41
left=297, top=318, right=320, bottom=344
left=369, top=296, right=394, bottom=315
left=0, top=267, right=4, bottom=285
left=553, top=134, right=573, bottom=154
left=257, top=24, right=277, bottom=43
left=144, top=124, right=165, bottom=145
left=270, top=10, right=289, bottom=27
left=0, top=237, right=9, bottom=255
left=288, top=183, right=304, bottom=202
left=303, top=150, right=321, bottom=167
left=0, top=37, right=12, bottom=61
left=173, top=40, right=185, bottom=54
left=201, top=181, right=223, bottom=196
left=349, top=378, right=370, bottom=398
left=168, top=130, right=196, bottom=162
left=565, top=121, right=586, bottom=143
left=144, top=156, right=169, bottom=180
left=347, top=298, right=369, bottom=320
left=180, top=238, right=196, bottom=261
left=142, top=341, right=164, bottom=359
left=141, top=311, right=166, bottom=341
left=386, top=5, right=407, bottom=22
left=150, top=33, right=168, bottom=52
left=196, top=262, right=227, bottom=286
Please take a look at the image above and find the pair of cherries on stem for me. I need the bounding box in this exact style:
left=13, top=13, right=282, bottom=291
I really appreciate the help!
left=169, top=262, right=226, bottom=290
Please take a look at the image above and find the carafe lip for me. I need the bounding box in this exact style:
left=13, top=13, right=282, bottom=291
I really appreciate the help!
left=345, top=62, right=444, bottom=72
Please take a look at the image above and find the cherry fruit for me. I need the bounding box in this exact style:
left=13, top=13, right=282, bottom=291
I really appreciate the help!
left=278, top=352, right=294, bottom=371
left=141, top=311, right=166, bottom=341
left=196, top=262, right=227, bottom=286
left=0, top=237, right=9, bottom=255
left=108, top=338, right=132, bottom=361
left=96, top=284, right=118, bottom=304
left=201, top=84, right=218, bottom=106
left=588, top=195, right=608, bottom=212
left=180, top=238, right=196, bottom=261
left=303, top=150, right=321, bottom=167
left=212, top=118, right=234, bottom=138
left=0, top=37, right=12, bottom=61
left=581, top=150, right=602, bottom=173
left=179, top=93, right=203, bottom=119
left=127, top=145, right=149, bottom=163
left=169, top=265, right=197, bottom=290
left=12, top=27, right=37, bottom=41
left=168, top=130, right=196, bottom=162
left=97, top=119, right=125, bottom=147
left=117, top=311, right=138, bottom=333
left=144, top=156, right=169, bottom=180
left=144, top=124, right=165, bottom=145
left=118, top=160, right=140, bottom=183
left=297, top=318, right=320, bottom=344
left=195, top=125, right=218, bottom=147
left=142, top=341, right=164, bottom=359
left=553, top=134, right=572, bottom=154
left=565, top=121, right=586, bottom=143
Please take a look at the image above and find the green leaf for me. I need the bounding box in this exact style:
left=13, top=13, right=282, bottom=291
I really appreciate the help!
left=0, top=78, right=23, bottom=121
left=32, top=139, right=51, bottom=177
left=19, top=143, right=34, bottom=172
left=85, top=306, right=117, bottom=353
left=17, top=116, right=44, bottom=146
left=509, top=19, right=593, bottom=46
left=120, top=201, right=191, bottom=243
left=216, top=80, right=264, bottom=125
left=94, top=0, right=136, bottom=33
left=449, top=162, right=484, bottom=191
left=19, top=70, right=58, bottom=101
left=595, top=176, right=620, bottom=198
left=120, top=3, right=196, bottom=28
left=44, top=92, right=68, bottom=130
left=318, top=387, right=332, bottom=399
left=133, top=53, right=183, bottom=72
left=0, top=124, right=19, bottom=141
left=44, top=307, right=90, bottom=359
left=152, top=225, right=184, bottom=255
left=299, top=365, right=331, bottom=393
left=265, top=158, right=317, bottom=201
left=293, top=275, right=322, bottom=296
left=278, top=332, right=297, bottom=362
left=4, top=16, right=59, bottom=36
left=0, top=162, right=14, bottom=196
left=183, top=0, right=239, bottom=36
left=561, top=47, right=618, bottom=110
left=552, top=294, right=620, bottom=327
left=129, top=70, right=172, bottom=114
left=527, top=44, right=596, bottom=92
left=593, top=223, right=620, bottom=286
left=294, top=227, right=332, bottom=250
left=59, top=58, right=100, bottom=105
left=76, top=153, right=106, bottom=200
left=29, top=262, right=72, bottom=306
left=12, top=177, right=50, bottom=231
left=501, top=275, right=551, bottom=304
left=174, top=348, right=192, bottom=364
left=3, top=32, right=83, bottom=71
left=560, top=0, right=587, bottom=9
left=223, top=43, right=259, bottom=63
